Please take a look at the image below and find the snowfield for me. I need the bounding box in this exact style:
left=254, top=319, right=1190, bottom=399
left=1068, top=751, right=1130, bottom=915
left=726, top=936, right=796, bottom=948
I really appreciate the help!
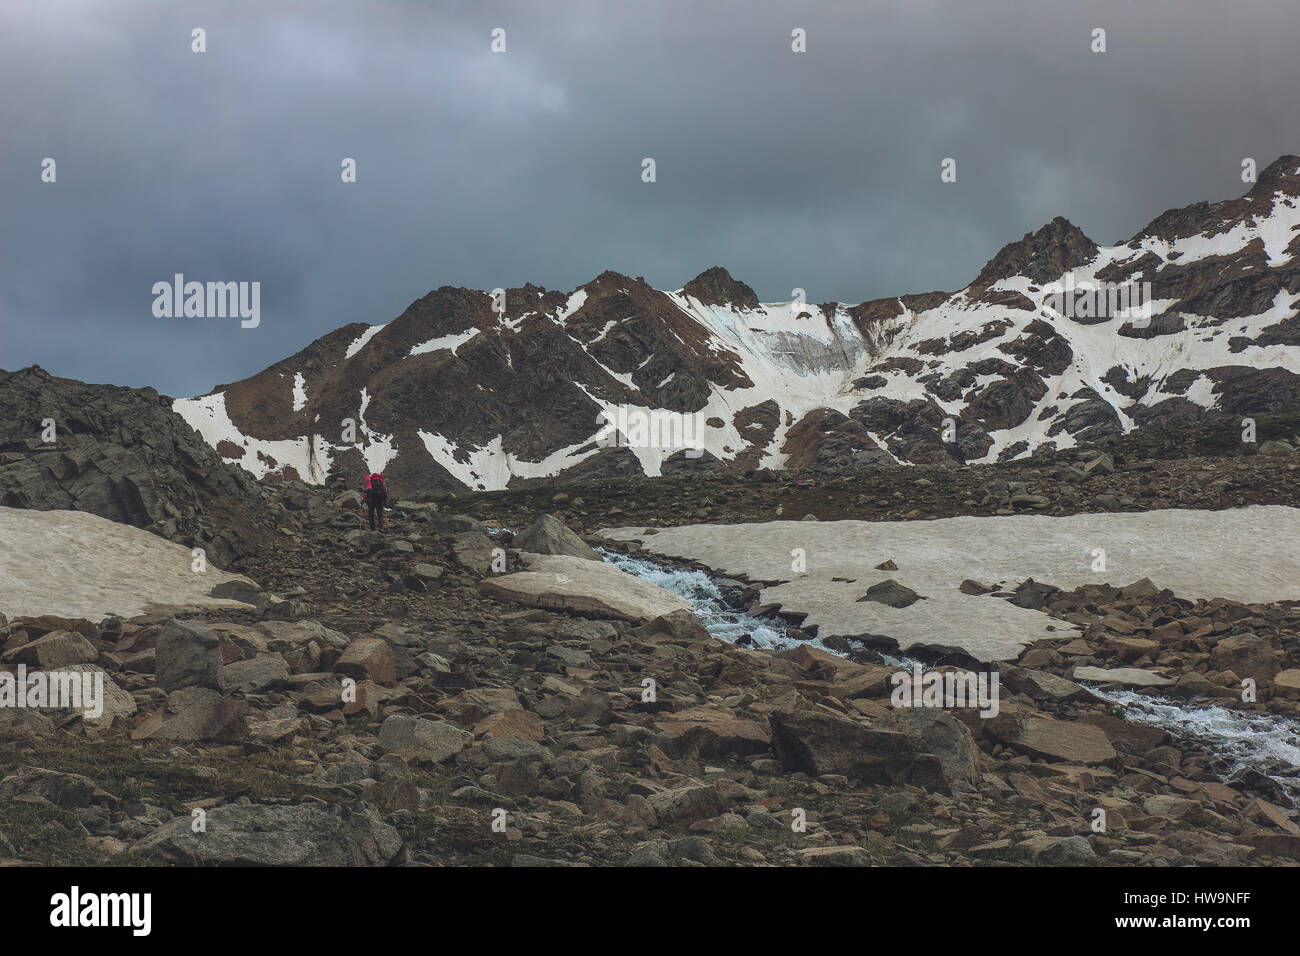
left=0, top=507, right=261, bottom=622
left=602, top=505, right=1300, bottom=662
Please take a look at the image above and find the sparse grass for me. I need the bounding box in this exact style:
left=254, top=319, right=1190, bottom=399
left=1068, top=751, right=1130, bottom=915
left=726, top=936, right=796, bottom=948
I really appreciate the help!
left=399, top=807, right=527, bottom=866
left=0, top=800, right=111, bottom=866
left=970, top=842, right=1032, bottom=864
left=0, top=734, right=345, bottom=864
left=0, top=737, right=334, bottom=810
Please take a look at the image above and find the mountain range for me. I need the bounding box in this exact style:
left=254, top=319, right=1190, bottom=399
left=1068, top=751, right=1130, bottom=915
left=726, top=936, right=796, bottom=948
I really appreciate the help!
left=174, top=155, right=1300, bottom=493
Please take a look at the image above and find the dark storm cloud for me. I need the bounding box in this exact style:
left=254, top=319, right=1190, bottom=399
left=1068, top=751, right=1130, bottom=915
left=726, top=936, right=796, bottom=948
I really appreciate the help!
left=2, top=0, right=1297, bottom=395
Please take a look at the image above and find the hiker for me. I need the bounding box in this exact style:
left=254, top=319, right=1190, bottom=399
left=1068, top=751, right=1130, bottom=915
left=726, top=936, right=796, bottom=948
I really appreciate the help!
left=362, top=472, right=388, bottom=531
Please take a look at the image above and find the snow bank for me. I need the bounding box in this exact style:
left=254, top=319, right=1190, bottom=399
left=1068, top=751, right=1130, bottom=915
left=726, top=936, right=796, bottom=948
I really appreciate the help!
left=602, top=506, right=1300, bottom=661
left=0, top=507, right=261, bottom=622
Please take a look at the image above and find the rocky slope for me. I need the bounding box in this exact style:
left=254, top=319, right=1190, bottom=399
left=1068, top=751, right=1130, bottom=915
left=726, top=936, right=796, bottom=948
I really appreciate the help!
left=175, top=157, right=1300, bottom=493
left=0, top=365, right=269, bottom=569
left=2, top=445, right=1299, bottom=867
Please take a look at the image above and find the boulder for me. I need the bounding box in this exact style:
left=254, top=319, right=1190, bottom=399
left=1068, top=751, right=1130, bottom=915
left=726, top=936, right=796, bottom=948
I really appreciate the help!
left=475, top=709, right=545, bottom=742
left=1272, top=669, right=1300, bottom=699
left=856, top=579, right=924, bottom=608
left=218, top=653, right=291, bottom=694
left=1144, top=794, right=1196, bottom=819
left=633, top=611, right=717, bottom=645
left=1172, top=671, right=1216, bottom=698
left=1073, top=666, right=1175, bottom=687
left=136, top=686, right=249, bottom=742
left=1077, top=712, right=1168, bottom=754
left=1013, top=715, right=1116, bottom=765
left=654, top=706, right=772, bottom=758
left=155, top=619, right=223, bottom=691
left=887, top=708, right=981, bottom=791
left=1004, top=666, right=1097, bottom=701
left=448, top=532, right=499, bottom=574
left=768, top=710, right=916, bottom=784
left=0, top=766, right=109, bottom=808
left=445, top=686, right=524, bottom=719
left=133, top=802, right=402, bottom=866
left=378, top=714, right=472, bottom=763
left=798, top=845, right=874, bottom=866
left=51, top=663, right=136, bottom=732
left=341, top=679, right=398, bottom=720
left=512, top=514, right=601, bottom=561
left=646, top=784, right=725, bottom=827
left=0, top=707, right=56, bottom=739
left=479, top=554, right=693, bottom=623
left=256, top=620, right=350, bottom=652
left=1108, top=636, right=1159, bottom=663
left=1, top=630, right=98, bottom=668
left=1033, top=835, right=1096, bottom=866
left=248, top=716, right=309, bottom=744
left=1211, top=633, right=1280, bottom=681
left=412, top=563, right=444, bottom=581
left=334, top=637, right=397, bottom=685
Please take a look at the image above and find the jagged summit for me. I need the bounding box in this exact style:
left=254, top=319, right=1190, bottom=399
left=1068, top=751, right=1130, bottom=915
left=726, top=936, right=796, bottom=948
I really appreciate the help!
left=682, top=266, right=760, bottom=310
left=1252, top=154, right=1300, bottom=195
left=1138, top=153, right=1300, bottom=245
left=974, top=216, right=1100, bottom=288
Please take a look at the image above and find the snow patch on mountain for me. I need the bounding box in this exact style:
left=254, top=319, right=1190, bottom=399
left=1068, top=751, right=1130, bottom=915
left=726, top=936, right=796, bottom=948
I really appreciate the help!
left=172, top=387, right=400, bottom=481
left=344, top=323, right=386, bottom=358
left=173, top=392, right=333, bottom=481
left=1119, top=192, right=1300, bottom=269
left=416, top=430, right=602, bottom=491
left=356, top=388, right=397, bottom=472
left=555, top=289, right=587, bottom=323
left=410, top=328, right=479, bottom=357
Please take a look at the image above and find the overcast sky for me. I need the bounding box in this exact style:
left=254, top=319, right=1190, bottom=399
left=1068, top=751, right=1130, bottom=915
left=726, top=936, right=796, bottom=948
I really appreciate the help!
left=2, top=0, right=1297, bottom=396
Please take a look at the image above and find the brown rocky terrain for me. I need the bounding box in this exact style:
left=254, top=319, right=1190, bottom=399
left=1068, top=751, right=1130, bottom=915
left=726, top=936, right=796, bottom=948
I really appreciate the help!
left=2, top=430, right=1298, bottom=867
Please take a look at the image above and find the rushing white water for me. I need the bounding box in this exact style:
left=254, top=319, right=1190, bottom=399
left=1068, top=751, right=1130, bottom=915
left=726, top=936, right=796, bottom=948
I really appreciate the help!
left=596, top=547, right=928, bottom=670
left=597, top=548, right=801, bottom=649
left=1088, top=686, right=1300, bottom=800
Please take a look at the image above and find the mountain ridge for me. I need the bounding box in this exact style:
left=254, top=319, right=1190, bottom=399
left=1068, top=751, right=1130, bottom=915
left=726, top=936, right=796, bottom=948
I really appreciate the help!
left=174, top=156, right=1300, bottom=492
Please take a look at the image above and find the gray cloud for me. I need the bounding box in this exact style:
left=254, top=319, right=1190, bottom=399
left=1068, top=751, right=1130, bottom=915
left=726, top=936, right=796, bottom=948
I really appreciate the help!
left=2, top=0, right=1297, bottom=395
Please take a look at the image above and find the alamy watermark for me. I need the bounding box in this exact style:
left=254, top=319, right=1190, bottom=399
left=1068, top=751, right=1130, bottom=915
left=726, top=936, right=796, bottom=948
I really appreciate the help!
left=152, top=274, right=260, bottom=328
left=1043, top=273, right=1154, bottom=328
left=50, top=886, right=150, bottom=936
left=0, top=665, right=104, bottom=718
left=595, top=406, right=705, bottom=458
left=890, top=664, right=1000, bottom=718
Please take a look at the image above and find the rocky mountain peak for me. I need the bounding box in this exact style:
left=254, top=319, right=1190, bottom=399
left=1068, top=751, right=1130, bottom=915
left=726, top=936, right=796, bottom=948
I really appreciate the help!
left=974, top=216, right=1100, bottom=287
left=1250, top=154, right=1300, bottom=196
left=682, top=266, right=760, bottom=310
